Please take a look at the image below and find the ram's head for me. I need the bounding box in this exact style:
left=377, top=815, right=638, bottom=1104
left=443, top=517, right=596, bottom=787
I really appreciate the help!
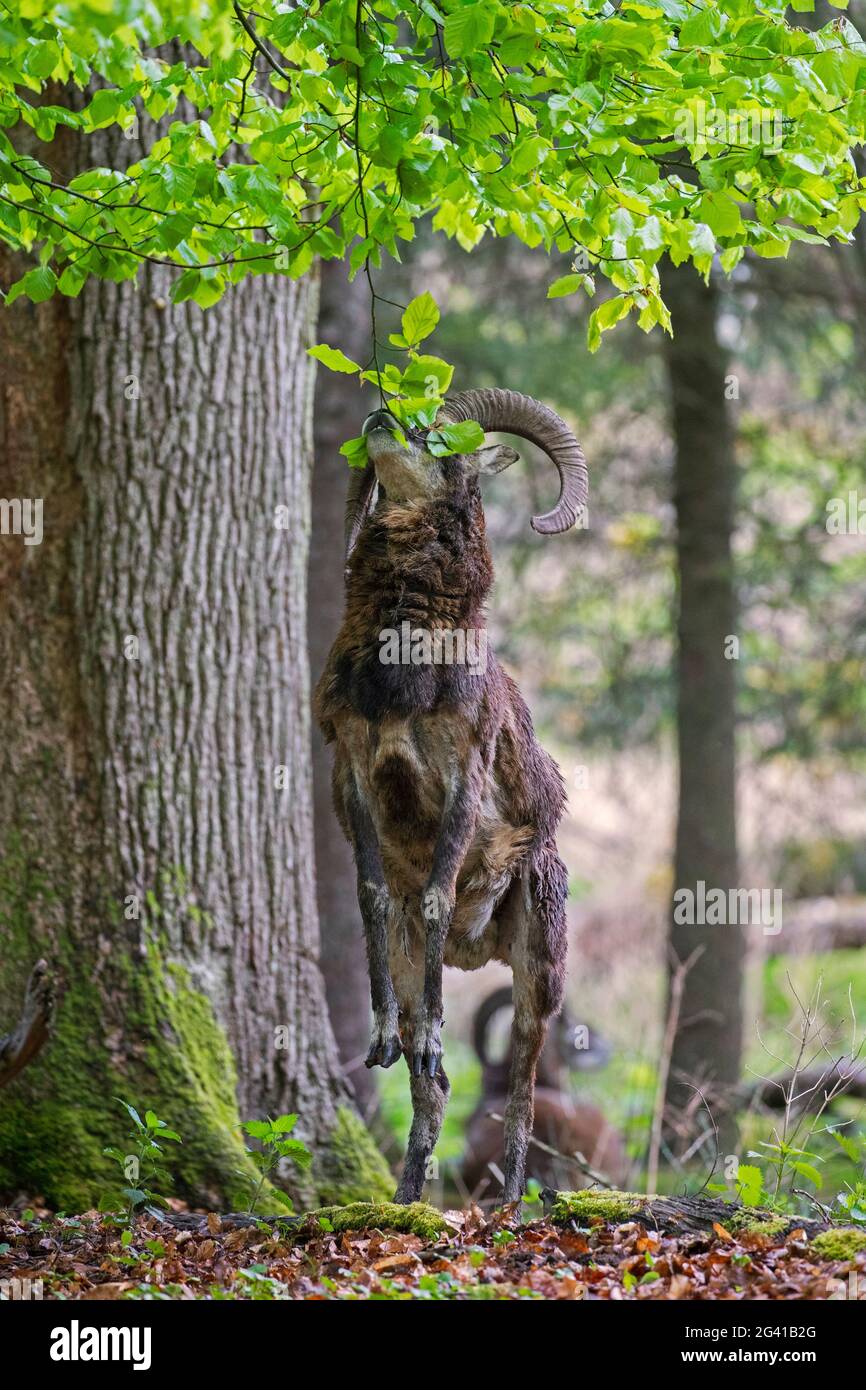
left=346, top=389, right=588, bottom=557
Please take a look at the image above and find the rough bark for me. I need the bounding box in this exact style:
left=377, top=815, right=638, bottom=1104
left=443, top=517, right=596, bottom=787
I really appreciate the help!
left=309, top=259, right=378, bottom=1118
left=0, top=120, right=390, bottom=1211
left=661, top=261, right=743, bottom=1152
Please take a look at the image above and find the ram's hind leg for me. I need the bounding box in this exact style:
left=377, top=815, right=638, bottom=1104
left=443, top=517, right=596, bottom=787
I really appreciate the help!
left=503, top=849, right=568, bottom=1203
left=393, top=953, right=450, bottom=1204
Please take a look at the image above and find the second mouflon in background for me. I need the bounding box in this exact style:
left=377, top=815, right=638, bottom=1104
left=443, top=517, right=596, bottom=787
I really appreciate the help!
left=316, top=388, right=587, bottom=1203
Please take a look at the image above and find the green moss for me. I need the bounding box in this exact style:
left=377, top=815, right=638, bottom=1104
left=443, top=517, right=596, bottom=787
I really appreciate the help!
left=548, top=1189, right=642, bottom=1225
left=810, top=1228, right=866, bottom=1261
left=728, top=1209, right=790, bottom=1239
left=0, top=842, right=267, bottom=1210
left=305, top=1200, right=446, bottom=1242
left=315, top=1106, right=393, bottom=1207
left=135, top=956, right=270, bottom=1211
left=0, top=843, right=122, bottom=1209
left=0, top=845, right=387, bottom=1216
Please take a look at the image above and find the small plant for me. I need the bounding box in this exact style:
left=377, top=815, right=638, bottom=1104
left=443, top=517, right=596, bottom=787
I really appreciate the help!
left=114, top=1234, right=167, bottom=1270
left=829, top=1131, right=866, bottom=1224
left=238, top=1114, right=312, bottom=1215
left=737, top=976, right=866, bottom=1213
left=102, top=1099, right=182, bottom=1225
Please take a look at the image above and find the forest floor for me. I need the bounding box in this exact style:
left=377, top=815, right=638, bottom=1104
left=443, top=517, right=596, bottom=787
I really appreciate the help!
left=1, top=1196, right=863, bottom=1301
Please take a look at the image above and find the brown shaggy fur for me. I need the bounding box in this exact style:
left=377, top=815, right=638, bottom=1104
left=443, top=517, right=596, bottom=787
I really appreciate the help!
left=316, top=458, right=569, bottom=1203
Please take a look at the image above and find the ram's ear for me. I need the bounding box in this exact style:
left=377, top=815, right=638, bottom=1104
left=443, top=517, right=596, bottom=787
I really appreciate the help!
left=473, top=443, right=520, bottom=476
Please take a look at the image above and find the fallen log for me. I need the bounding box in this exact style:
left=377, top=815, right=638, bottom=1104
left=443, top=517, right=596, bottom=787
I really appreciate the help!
left=740, top=1058, right=866, bottom=1111
left=158, top=1191, right=835, bottom=1245
left=766, top=896, right=866, bottom=955
left=541, top=1188, right=827, bottom=1239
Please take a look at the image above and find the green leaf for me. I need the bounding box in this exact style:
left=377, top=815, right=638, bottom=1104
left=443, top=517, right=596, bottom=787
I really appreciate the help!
left=830, top=1130, right=861, bottom=1163
left=115, top=1099, right=144, bottom=1131
left=276, top=1138, right=312, bottom=1168
left=241, top=1119, right=271, bottom=1140
left=427, top=420, right=485, bottom=456
left=339, top=435, right=370, bottom=468
left=6, top=265, right=57, bottom=305
left=587, top=295, right=632, bottom=352
left=121, top=1187, right=149, bottom=1206
left=308, top=344, right=362, bottom=374
left=401, top=291, right=440, bottom=346
left=400, top=354, right=453, bottom=396
left=547, top=274, right=585, bottom=300
left=791, top=1161, right=823, bottom=1189
left=733, top=1164, right=764, bottom=1207
left=444, top=3, right=495, bottom=58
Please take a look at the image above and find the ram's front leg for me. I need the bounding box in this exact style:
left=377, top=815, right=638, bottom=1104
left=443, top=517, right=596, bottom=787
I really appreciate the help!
left=341, top=771, right=402, bottom=1070
left=413, top=753, right=483, bottom=1078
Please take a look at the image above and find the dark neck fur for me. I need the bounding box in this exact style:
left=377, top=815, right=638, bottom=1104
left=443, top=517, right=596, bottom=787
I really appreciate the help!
left=331, top=487, right=495, bottom=720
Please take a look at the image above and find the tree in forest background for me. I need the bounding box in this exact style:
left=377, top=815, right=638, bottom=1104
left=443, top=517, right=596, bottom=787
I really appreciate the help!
left=1, top=0, right=865, bottom=1205
left=660, top=259, right=741, bottom=1154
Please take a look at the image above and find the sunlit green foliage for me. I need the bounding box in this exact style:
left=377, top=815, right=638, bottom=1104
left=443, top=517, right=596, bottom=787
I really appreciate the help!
left=1, top=0, right=865, bottom=354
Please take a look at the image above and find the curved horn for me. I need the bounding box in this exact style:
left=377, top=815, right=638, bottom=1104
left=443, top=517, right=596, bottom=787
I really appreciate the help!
left=472, top=985, right=514, bottom=1068
left=344, top=460, right=377, bottom=562
left=439, top=388, right=587, bottom=534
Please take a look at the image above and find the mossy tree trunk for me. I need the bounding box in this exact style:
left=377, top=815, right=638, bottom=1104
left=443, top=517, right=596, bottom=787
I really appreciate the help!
left=309, top=258, right=378, bottom=1120
left=0, top=121, right=390, bottom=1213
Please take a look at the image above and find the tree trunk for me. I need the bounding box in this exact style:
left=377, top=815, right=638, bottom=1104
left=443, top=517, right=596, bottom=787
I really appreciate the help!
left=0, top=124, right=390, bottom=1212
left=661, top=260, right=743, bottom=1152
left=309, top=259, right=378, bottom=1119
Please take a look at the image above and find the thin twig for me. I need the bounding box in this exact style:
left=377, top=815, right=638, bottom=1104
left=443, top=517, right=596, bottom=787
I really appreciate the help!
left=485, top=1111, right=615, bottom=1190
left=646, top=946, right=703, bottom=1195
left=233, top=2, right=293, bottom=84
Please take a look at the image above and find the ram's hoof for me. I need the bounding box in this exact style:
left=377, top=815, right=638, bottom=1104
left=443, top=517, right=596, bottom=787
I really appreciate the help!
left=409, top=1020, right=442, bottom=1078
left=365, top=1032, right=402, bottom=1069
left=410, top=1049, right=441, bottom=1079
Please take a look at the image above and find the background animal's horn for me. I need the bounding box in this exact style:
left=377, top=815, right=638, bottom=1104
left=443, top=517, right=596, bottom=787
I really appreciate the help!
left=472, top=985, right=514, bottom=1068
left=439, top=388, right=588, bottom=534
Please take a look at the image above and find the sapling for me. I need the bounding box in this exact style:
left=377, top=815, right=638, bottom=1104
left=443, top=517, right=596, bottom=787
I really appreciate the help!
left=238, top=1114, right=311, bottom=1215
left=102, top=1099, right=182, bottom=1226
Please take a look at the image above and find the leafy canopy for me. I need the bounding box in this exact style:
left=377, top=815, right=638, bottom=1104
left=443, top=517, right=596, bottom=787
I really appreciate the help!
left=1, top=0, right=865, bottom=359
